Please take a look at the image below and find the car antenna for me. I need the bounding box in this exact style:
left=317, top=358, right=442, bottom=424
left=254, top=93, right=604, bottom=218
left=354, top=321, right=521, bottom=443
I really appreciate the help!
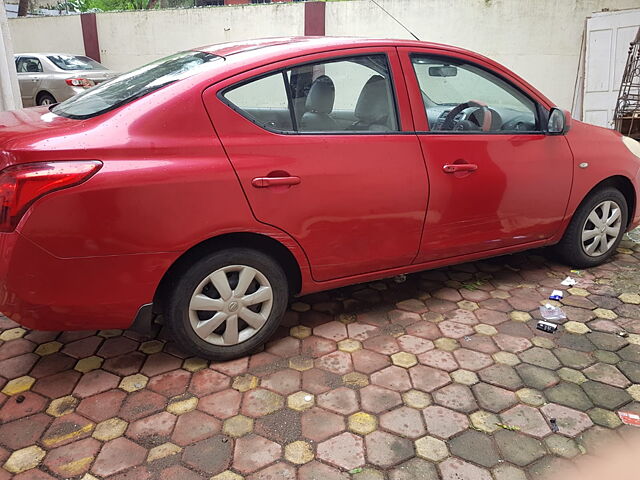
left=369, top=0, right=420, bottom=41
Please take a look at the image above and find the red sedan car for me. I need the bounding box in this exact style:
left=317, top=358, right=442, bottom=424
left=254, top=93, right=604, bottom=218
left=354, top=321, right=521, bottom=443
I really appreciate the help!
left=1, top=37, right=639, bottom=359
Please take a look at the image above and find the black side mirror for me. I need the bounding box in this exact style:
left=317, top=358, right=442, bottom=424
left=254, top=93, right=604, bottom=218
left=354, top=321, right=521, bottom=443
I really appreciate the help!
left=547, top=108, right=566, bottom=134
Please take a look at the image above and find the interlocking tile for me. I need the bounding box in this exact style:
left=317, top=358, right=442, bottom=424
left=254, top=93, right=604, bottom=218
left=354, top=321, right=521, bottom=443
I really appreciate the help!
left=301, top=407, right=345, bottom=442
left=199, top=389, right=242, bottom=419
left=432, top=384, right=477, bottom=413
left=2, top=445, right=46, bottom=474
left=379, top=406, right=426, bottom=438
left=439, top=457, right=492, bottom=480
left=172, top=410, right=221, bottom=446
left=43, top=437, right=99, bottom=477
left=182, top=435, right=233, bottom=475
left=126, top=411, right=175, bottom=443
left=317, top=432, right=365, bottom=470
left=317, top=387, right=359, bottom=415
left=42, top=413, right=94, bottom=448
left=449, top=430, right=500, bottom=467
left=422, top=406, right=468, bottom=438
left=494, top=430, right=546, bottom=467
left=500, top=405, right=551, bottom=438
left=91, top=437, right=147, bottom=477
left=360, top=385, right=402, bottom=413
left=233, top=434, right=281, bottom=474
left=365, top=431, right=413, bottom=468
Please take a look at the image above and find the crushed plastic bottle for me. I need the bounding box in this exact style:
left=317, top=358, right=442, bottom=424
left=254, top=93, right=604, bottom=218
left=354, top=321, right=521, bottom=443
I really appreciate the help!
left=539, top=303, right=567, bottom=321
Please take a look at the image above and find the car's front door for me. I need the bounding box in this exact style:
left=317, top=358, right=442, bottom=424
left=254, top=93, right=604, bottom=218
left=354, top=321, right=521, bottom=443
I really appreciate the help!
left=399, top=48, right=574, bottom=262
left=204, top=48, right=429, bottom=282
left=15, top=56, right=43, bottom=106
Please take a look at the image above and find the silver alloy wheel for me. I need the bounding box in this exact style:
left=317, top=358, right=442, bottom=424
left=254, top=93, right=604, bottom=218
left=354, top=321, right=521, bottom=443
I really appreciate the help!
left=39, top=97, right=53, bottom=106
left=581, top=200, right=622, bottom=257
left=188, top=265, right=273, bottom=346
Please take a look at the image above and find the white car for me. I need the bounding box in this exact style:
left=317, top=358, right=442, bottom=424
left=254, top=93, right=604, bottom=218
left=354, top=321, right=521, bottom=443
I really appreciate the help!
left=14, top=53, right=117, bottom=106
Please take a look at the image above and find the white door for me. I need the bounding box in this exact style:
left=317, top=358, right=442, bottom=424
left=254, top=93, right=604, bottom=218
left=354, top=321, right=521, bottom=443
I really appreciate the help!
left=583, top=9, right=640, bottom=128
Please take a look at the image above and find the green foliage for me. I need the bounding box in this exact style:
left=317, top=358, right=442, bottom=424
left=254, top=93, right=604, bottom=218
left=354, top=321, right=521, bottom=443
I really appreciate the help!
left=57, top=0, right=151, bottom=12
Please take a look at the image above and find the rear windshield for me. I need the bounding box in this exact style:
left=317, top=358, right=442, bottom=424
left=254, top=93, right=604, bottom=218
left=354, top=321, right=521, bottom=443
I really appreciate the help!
left=52, top=51, right=220, bottom=119
left=48, top=54, right=107, bottom=71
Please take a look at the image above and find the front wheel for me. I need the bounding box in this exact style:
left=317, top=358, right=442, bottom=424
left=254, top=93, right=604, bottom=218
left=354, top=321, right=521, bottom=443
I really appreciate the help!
left=554, top=187, right=628, bottom=268
left=165, top=248, right=289, bottom=360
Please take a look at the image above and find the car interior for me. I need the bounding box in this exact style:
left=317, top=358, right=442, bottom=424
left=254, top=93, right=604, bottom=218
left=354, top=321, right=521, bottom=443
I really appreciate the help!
left=16, top=58, right=43, bottom=73
left=225, top=55, right=399, bottom=133
left=412, top=56, right=539, bottom=133
left=224, top=54, right=539, bottom=134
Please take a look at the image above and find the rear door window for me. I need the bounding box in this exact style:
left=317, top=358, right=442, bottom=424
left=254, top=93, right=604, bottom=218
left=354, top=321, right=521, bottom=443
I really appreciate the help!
left=221, top=54, right=399, bottom=133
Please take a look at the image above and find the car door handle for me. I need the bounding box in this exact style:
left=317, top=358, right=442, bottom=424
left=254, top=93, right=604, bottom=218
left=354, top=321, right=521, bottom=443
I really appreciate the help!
left=251, top=176, right=301, bottom=188
left=443, top=163, right=478, bottom=173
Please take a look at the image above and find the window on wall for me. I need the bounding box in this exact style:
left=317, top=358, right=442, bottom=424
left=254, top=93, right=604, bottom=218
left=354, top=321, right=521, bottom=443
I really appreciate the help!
left=411, top=55, right=539, bottom=133
left=222, top=54, right=399, bottom=133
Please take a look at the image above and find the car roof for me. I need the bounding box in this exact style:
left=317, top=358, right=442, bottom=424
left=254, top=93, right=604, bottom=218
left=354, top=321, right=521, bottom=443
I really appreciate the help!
left=195, top=36, right=471, bottom=58
left=14, top=53, right=89, bottom=57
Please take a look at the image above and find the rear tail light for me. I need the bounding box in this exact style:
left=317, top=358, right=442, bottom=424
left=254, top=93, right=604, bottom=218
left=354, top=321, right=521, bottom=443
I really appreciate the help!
left=0, top=161, right=102, bottom=232
left=65, top=78, right=95, bottom=88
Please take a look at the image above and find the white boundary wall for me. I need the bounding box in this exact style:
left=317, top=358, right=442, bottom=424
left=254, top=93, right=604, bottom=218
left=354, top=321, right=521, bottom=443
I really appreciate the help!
left=7, top=0, right=640, bottom=109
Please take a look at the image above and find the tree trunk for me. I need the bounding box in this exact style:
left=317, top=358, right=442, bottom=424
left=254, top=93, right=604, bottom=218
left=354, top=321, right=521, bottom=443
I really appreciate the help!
left=17, top=0, right=29, bottom=16
left=146, top=0, right=159, bottom=9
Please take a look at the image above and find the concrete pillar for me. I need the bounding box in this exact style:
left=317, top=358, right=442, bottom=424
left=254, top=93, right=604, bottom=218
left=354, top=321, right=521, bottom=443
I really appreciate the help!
left=0, top=1, right=21, bottom=111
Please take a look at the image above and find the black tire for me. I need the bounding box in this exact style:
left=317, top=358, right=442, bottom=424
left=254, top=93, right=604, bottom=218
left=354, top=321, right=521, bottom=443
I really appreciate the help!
left=165, top=248, right=288, bottom=360
left=36, top=92, right=56, bottom=106
left=553, top=187, right=628, bottom=268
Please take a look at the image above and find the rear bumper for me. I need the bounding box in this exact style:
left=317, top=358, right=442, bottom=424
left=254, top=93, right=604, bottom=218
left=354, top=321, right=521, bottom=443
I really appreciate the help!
left=0, top=232, right=175, bottom=331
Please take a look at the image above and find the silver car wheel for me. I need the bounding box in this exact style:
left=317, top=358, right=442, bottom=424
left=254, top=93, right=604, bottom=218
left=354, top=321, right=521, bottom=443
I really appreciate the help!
left=188, top=264, right=273, bottom=346
left=39, top=97, right=53, bottom=106
left=581, top=200, right=622, bottom=257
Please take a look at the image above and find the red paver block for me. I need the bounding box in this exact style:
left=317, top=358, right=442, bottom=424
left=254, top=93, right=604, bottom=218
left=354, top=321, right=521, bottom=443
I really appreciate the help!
left=317, top=387, right=359, bottom=415
left=317, top=432, right=365, bottom=470
left=32, top=370, right=81, bottom=398
left=315, top=351, right=353, bottom=375
left=0, top=391, right=47, bottom=422
left=92, top=437, right=147, bottom=477
left=76, top=389, right=127, bottom=422
left=301, top=407, right=345, bottom=442
left=233, top=434, right=282, bottom=474
left=148, top=369, right=191, bottom=397
left=119, top=390, right=167, bottom=422
left=371, top=366, right=412, bottom=392
left=198, top=389, right=242, bottom=419
left=42, top=413, right=94, bottom=448
left=43, top=437, right=100, bottom=477
left=127, top=411, right=177, bottom=443
left=189, top=369, right=230, bottom=397
left=73, top=370, right=120, bottom=398
left=0, top=412, right=51, bottom=449
left=102, top=351, right=147, bottom=376
left=172, top=410, right=221, bottom=446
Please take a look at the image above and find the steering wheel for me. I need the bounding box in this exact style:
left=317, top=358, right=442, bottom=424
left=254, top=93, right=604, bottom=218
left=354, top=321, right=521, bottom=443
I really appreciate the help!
left=439, top=100, right=493, bottom=132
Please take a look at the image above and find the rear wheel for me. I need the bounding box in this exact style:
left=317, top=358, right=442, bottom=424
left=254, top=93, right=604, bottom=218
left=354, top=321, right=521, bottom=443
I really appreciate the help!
left=165, top=248, right=288, bottom=360
left=554, top=187, right=628, bottom=268
left=36, top=92, right=56, bottom=106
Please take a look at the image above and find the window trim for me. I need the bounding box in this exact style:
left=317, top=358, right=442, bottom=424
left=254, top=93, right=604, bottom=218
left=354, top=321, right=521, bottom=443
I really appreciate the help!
left=218, top=52, right=404, bottom=136
left=409, top=53, right=545, bottom=135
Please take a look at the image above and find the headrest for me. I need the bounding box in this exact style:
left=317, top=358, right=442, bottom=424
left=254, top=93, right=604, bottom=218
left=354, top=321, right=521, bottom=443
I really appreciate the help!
left=305, top=75, right=335, bottom=114
left=355, top=75, right=389, bottom=125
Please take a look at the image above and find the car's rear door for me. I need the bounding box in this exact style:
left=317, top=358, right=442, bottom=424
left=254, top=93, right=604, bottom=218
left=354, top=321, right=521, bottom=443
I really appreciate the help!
left=398, top=47, right=574, bottom=262
left=203, top=47, right=429, bottom=282
left=15, top=56, right=43, bottom=106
